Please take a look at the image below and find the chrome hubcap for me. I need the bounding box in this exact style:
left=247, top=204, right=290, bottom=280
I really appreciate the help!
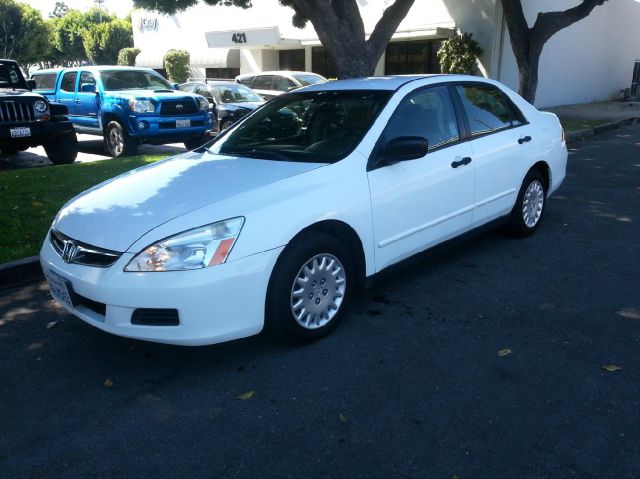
left=522, top=180, right=544, bottom=228
left=109, top=128, right=123, bottom=155
left=290, top=253, right=346, bottom=330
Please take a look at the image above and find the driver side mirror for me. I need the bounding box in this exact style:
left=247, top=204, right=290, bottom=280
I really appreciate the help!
left=80, top=83, right=96, bottom=93
left=171, top=83, right=179, bottom=90
left=27, top=79, right=36, bottom=90
left=371, top=136, right=428, bottom=170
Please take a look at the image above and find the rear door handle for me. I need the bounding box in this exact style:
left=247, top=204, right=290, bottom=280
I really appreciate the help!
left=451, top=157, right=472, bottom=168
left=518, top=136, right=532, bottom=144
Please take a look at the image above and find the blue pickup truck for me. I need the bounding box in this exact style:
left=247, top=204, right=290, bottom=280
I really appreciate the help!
left=31, top=66, right=213, bottom=157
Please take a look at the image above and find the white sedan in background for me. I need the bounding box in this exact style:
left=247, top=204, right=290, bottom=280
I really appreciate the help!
left=41, top=75, right=567, bottom=346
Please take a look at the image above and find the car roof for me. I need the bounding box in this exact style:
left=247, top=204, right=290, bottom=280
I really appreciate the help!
left=291, top=74, right=496, bottom=92
left=237, top=71, right=324, bottom=78
left=30, top=68, right=63, bottom=75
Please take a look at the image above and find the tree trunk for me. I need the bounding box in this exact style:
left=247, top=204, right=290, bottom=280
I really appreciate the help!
left=518, top=58, right=540, bottom=104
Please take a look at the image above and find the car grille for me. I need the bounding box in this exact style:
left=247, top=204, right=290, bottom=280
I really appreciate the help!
left=160, top=100, right=198, bottom=116
left=0, top=100, right=35, bottom=123
left=50, top=229, right=121, bottom=268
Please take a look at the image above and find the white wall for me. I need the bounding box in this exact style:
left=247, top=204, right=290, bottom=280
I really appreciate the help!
left=497, top=0, right=640, bottom=107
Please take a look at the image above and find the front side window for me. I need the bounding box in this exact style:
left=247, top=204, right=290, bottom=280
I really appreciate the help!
left=456, top=84, right=523, bottom=136
left=252, top=75, right=274, bottom=90
left=0, top=62, right=27, bottom=89
left=101, top=70, right=173, bottom=91
left=196, top=85, right=213, bottom=100
left=210, top=90, right=391, bottom=163
left=274, top=76, right=296, bottom=92
left=384, top=86, right=459, bottom=151
left=60, top=72, right=78, bottom=92
left=79, top=71, right=96, bottom=92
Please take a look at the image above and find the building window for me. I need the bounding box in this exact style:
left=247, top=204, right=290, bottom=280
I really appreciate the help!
left=279, top=49, right=305, bottom=71
left=385, top=40, right=443, bottom=75
left=311, top=46, right=337, bottom=79
left=206, top=68, right=240, bottom=80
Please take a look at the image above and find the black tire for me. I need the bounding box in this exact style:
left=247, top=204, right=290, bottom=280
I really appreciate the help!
left=184, top=137, right=205, bottom=150
left=104, top=121, right=138, bottom=158
left=505, top=169, right=547, bottom=237
left=1, top=147, right=19, bottom=155
left=43, top=130, right=78, bottom=165
left=265, top=232, right=354, bottom=343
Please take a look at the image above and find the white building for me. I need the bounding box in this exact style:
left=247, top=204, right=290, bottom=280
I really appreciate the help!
left=131, top=0, right=640, bottom=108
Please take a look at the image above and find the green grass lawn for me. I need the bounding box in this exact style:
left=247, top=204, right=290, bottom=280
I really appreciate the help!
left=559, top=117, right=609, bottom=133
left=0, top=155, right=167, bottom=264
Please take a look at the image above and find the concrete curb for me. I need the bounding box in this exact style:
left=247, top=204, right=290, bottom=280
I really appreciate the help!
left=0, top=255, right=42, bottom=289
left=566, top=117, right=640, bottom=144
left=2, top=116, right=640, bottom=290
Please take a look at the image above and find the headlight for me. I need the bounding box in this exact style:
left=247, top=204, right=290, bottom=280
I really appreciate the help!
left=198, top=97, right=210, bottom=111
left=34, top=100, right=48, bottom=113
left=129, top=99, right=155, bottom=113
left=124, top=217, right=244, bottom=272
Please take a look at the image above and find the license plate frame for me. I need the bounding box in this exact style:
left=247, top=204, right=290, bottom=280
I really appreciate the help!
left=10, top=126, right=31, bottom=138
left=176, top=119, right=191, bottom=128
left=45, top=270, right=77, bottom=310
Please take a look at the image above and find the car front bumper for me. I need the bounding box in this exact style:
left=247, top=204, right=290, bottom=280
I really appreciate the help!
left=40, top=233, right=283, bottom=346
left=125, top=112, right=214, bottom=143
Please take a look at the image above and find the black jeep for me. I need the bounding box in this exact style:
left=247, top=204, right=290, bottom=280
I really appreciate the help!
left=0, top=59, right=78, bottom=164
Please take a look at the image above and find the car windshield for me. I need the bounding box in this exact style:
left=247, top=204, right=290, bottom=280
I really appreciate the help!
left=101, top=70, right=173, bottom=91
left=211, top=84, right=263, bottom=103
left=0, top=61, right=27, bottom=89
left=292, top=74, right=327, bottom=86
left=210, top=90, right=391, bottom=164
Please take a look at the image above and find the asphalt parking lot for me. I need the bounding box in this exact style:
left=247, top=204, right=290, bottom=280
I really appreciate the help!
left=1, top=125, right=639, bottom=478
left=0, top=134, right=184, bottom=170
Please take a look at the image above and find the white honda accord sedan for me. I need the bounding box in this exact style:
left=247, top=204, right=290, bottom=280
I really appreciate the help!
left=40, top=75, right=567, bottom=346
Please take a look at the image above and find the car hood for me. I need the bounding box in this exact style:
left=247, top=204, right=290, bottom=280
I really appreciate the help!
left=54, top=152, right=326, bottom=252
left=0, top=89, right=42, bottom=99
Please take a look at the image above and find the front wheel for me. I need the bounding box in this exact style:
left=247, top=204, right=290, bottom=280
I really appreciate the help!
left=505, top=169, right=547, bottom=237
left=104, top=121, right=137, bottom=158
left=266, top=233, right=353, bottom=343
left=43, top=130, right=78, bottom=165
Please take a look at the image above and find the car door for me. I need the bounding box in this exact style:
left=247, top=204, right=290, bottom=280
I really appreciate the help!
left=55, top=70, right=78, bottom=121
left=453, top=83, right=536, bottom=225
left=367, top=85, right=475, bottom=271
left=74, top=70, right=100, bottom=131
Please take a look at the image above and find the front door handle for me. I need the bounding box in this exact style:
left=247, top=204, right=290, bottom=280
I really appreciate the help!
left=518, top=136, right=532, bottom=144
left=451, top=157, right=472, bottom=168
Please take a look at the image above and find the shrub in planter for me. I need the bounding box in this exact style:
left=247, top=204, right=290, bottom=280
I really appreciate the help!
left=117, top=47, right=141, bottom=66
left=163, top=49, right=190, bottom=83
left=437, top=33, right=483, bottom=75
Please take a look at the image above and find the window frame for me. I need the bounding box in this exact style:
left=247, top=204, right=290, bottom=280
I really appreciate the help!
left=78, top=71, right=96, bottom=95
left=450, top=81, right=529, bottom=141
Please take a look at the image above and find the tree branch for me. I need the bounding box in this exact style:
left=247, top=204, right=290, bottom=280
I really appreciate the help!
left=532, top=0, right=608, bottom=44
left=367, top=0, right=415, bottom=61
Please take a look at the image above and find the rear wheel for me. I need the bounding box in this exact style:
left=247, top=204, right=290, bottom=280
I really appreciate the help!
left=43, top=130, right=78, bottom=165
left=104, top=121, right=137, bottom=158
left=266, top=233, right=353, bottom=343
left=506, top=169, right=547, bottom=237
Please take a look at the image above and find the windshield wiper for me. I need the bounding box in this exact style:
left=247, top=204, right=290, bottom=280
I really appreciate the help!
left=219, top=148, right=292, bottom=162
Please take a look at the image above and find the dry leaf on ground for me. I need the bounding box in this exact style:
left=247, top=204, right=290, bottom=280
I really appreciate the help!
left=46, top=321, right=58, bottom=330
left=235, top=391, right=255, bottom=400
left=338, top=413, right=347, bottom=423
left=602, top=364, right=622, bottom=372
left=497, top=349, right=512, bottom=357
left=104, top=378, right=114, bottom=387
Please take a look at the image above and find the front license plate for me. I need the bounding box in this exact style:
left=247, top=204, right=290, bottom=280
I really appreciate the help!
left=45, top=271, right=76, bottom=309
left=10, top=126, right=31, bottom=138
left=176, top=119, right=191, bottom=128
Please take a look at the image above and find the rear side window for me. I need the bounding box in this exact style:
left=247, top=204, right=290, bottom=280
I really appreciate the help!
left=456, top=84, right=523, bottom=136
left=32, top=73, right=58, bottom=90
left=385, top=86, right=460, bottom=151
left=274, top=75, right=296, bottom=92
left=252, top=75, right=274, bottom=90
left=237, top=76, right=255, bottom=87
left=60, top=72, right=78, bottom=92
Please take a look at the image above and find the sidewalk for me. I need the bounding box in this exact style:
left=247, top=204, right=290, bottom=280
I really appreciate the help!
left=545, top=100, right=640, bottom=122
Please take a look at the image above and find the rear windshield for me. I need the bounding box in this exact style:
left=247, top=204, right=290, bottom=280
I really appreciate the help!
left=211, top=90, right=391, bottom=164
left=31, top=72, right=58, bottom=91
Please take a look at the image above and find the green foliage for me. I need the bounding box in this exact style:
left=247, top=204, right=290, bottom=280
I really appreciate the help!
left=82, top=18, right=133, bottom=65
left=163, top=49, right=190, bottom=83
left=48, top=10, right=87, bottom=64
left=117, top=47, right=141, bottom=66
left=437, top=32, right=483, bottom=75
left=0, top=0, right=50, bottom=65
